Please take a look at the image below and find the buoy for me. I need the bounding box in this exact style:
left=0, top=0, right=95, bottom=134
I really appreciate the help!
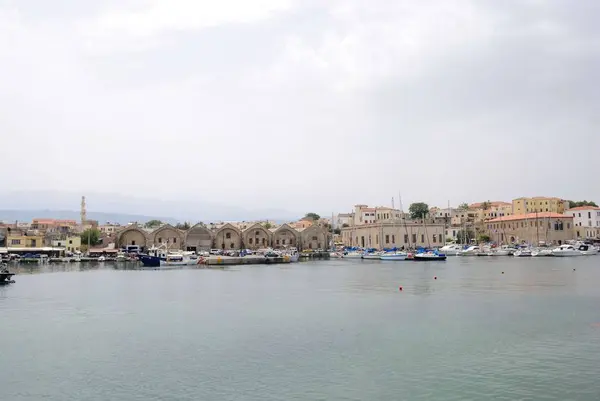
left=573, top=268, right=576, bottom=271
left=434, top=276, right=437, bottom=280
left=502, top=271, right=504, bottom=274
left=399, top=286, right=403, bottom=291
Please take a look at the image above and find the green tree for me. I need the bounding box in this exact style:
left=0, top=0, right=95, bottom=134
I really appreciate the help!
left=333, top=228, right=341, bottom=235
left=567, top=200, right=598, bottom=208
left=144, top=219, right=163, bottom=228
left=458, top=202, right=469, bottom=211
left=342, top=223, right=349, bottom=228
left=481, top=201, right=491, bottom=210
left=80, top=228, right=102, bottom=246
left=456, top=229, right=475, bottom=244
left=478, top=234, right=491, bottom=243
left=175, top=222, right=191, bottom=230
left=409, top=202, right=429, bottom=219
left=303, top=212, right=321, bottom=221
left=263, top=222, right=272, bottom=229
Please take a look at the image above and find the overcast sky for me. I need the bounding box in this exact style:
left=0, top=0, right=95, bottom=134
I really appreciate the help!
left=1, top=0, right=598, bottom=216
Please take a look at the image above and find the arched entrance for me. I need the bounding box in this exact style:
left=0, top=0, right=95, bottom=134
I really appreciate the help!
left=117, top=226, right=148, bottom=251
left=242, top=224, right=272, bottom=249
left=185, top=224, right=213, bottom=251
left=214, top=224, right=242, bottom=250
left=152, top=225, right=184, bottom=250
left=272, top=224, right=299, bottom=249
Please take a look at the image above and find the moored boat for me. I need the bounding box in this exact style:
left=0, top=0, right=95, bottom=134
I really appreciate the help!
left=379, top=252, right=408, bottom=261
left=552, top=244, right=582, bottom=257
left=514, top=248, right=533, bottom=257
left=577, top=244, right=599, bottom=255
left=459, top=246, right=480, bottom=256
left=139, top=245, right=196, bottom=267
left=1, top=265, right=15, bottom=284
left=362, top=252, right=382, bottom=260
left=439, top=244, right=463, bottom=256
left=413, top=251, right=447, bottom=261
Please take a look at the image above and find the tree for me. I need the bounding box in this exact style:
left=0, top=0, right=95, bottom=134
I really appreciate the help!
left=175, top=222, right=191, bottom=230
left=567, top=200, right=598, bottom=208
left=478, top=234, right=491, bottom=243
left=80, top=228, right=102, bottom=246
left=456, top=229, right=475, bottom=244
left=333, top=228, right=341, bottom=235
left=303, top=212, right=320, bottom=221
left=458, top=202, right=469, bottom=211
left=409, top=202, right=429, bottom=219
left=481, top=201, right=491, bottom=210
left=144, top=219, right=163, bottom=228
left=342, top=223, right=349, bottom=228
left=263, top=222, right=272, bottom=229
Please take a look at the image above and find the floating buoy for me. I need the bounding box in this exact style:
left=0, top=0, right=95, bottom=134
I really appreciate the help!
left=502, top=271, right=504, bottom=274
left=573, top=268, right=576, bottom=271
left=434, top=276, right=437, bottom=280
left=399, top=286, right=403, bottom=291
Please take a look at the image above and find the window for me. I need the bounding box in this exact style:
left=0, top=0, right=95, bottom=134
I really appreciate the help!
left=282, top=239, right=286, bottom=245
left=230, top=243, right=234, bottom=248
left=568, top=223, right=571, bottom=229
left=225, top=232, right=231, bottom=239
left=376, top=235, right=379, bottom=244
left=421, top=234, right=425, bottom=243
left=11, top=239, right=20, bottom=245
left=589, top=212, right=592, bottom=219
left=385, top=235, right=389, bottom=244
left=579, top=213, right=581, bottom=217
left=276, top=239, right=280, bottom=245
left=432, top=234, right=437, bottom=243
left=312, top=236, right=318, bottom=241
left=249, top=238, right=253, bottom=244
left=392, top=235, right=395, bottom=243
left=404, top=234, right=409, bottom=243
left=69, top=240, right=73, bottom=244
left=158, top=237, right=162, bottom=243
left=412, top=234, right=417, bottom=243
left=173, top=238, right=176, bottom=244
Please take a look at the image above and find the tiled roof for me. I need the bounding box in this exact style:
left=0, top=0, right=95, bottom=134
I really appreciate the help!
left=487, top=212, right=572, bottom=222
left=567, top=206, right=600, bottom=211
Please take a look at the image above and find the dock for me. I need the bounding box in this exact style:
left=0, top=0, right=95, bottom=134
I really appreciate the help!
left=202, top=255, right=292, bottom=266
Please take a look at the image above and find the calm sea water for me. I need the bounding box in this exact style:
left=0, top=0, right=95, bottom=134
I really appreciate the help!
left=2, top=257, right=600, bottom=401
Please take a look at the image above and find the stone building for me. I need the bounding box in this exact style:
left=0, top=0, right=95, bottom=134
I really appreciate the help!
left=341, top=220, right=446, bottom=249
left=485, top=212, right=574, bottom=245
left=114, top=222, right=329, bottom=252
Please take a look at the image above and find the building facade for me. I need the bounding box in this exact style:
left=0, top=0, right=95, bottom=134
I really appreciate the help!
left=341, top=221, right=446, bottom=249
left=512, top=197, right=569, bottom=215
left=485, top=212, right=574, bottom=245
left=567, top=206, right=600, bottom=239
left=6, top=234, right=45, bottom=248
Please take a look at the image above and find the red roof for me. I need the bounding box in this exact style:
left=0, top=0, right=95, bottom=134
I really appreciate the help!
left=487, top=212, right=572, bottom=222
left=567, top=206, right=600, bottom=211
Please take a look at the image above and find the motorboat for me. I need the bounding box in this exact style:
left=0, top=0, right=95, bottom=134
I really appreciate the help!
left=1, top=265, right=15, bottom=284
left=344, top=251, right=364, bottom=259
left=476, top=246, right=492, bottom=256
left=281, top=248, right=300, bottom=262
left=532, top=248, right=553, bottom=257
left=439, top=244, right=463, bottom=256
left=329, top=251, right=344, bottom=258
left=379, top=252, right=408, bottom=261
left=576, top=244, right=599, bottom=255
left=552, top=244, right=582, bottom=257
left=362, top=252, right=382, bottom=260
left=139, top=245, right=197, bottom=267
left=413, top=251, right=447, bottom=261
left=459, top=246, right=480, bottom=256
left=98, top=256, right=106, bottom=262
left=514, top=248, right=533, bottom=257
left=493, top=245, right=516, bottom=256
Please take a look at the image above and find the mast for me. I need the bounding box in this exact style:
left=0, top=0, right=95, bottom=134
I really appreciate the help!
left=399, top=193, right=411, bottom=250
left=535, top=210, right=539, bottom=246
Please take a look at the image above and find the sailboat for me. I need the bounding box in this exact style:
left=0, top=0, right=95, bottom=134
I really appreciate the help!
left=414, top=213, right=446, bottom=261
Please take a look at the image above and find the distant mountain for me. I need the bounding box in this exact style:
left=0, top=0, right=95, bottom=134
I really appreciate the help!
left=0, top=209, right=178, bottom=225
left=0, top=190, right=300, bottom=223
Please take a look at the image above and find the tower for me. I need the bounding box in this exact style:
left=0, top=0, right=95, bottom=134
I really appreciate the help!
left=81, top=196, right=87, bottom=226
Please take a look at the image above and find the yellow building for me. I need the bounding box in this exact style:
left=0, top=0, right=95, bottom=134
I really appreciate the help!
left=53, top=236, right=82, bottom=253
left=512, top=197, right=569, bottom=215
left=7, top=234, right=44, bottom=248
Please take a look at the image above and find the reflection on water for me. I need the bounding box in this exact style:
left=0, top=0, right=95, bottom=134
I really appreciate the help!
left=1, top=257, right=600, bottom=401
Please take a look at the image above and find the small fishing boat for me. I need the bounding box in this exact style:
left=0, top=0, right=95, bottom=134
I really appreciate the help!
left=139, top=245, right=196, bottom=268
left=1, top=265, right=15, bottom=284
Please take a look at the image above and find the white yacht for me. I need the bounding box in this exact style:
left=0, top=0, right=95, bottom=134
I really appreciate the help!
left=532, top=248, right=554, bottom=257
left=344, top=251, right=365, bottom=259
left=577, top=244, right=598, bottom=256
left=362, top=252, right=383, bottom=260
left=552, top=244, right=581, bottom=257
left=439, top=244, right=462, bottom=256
left=514, top=248, right=533, bottom=257
left=491, top=245, right=515, bottom=256
left=459, top=246, right=480, bottom=256
left=379, top=251, right=408, bottom=261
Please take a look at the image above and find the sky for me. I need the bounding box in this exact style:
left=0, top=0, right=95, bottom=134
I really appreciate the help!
left=1, top=0, right=599, bottom=217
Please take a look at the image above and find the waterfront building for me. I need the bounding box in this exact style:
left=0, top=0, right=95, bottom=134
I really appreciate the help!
left=485, top=212, right=574, bottom=245
left=51, top=236, right=82, bottom=253
left=7, top=233, right=45, bottom=248
left=334, top=213, right=353, bottom=228
left=512, top=197, right=569, bottom=215
left=469, top=201, right=513, bottom=221
left=115, top=222, right=329, bottom=252
left=340, top=220, right=445, bottom=249
left=350, top=204, right=405, bottom=226
left=567, top=206, right=600, bottom=239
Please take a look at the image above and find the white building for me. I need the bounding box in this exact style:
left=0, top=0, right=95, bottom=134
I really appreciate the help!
left=567, top=206, right=600, bottom=239
left=352, top=205, right=405, bottom=226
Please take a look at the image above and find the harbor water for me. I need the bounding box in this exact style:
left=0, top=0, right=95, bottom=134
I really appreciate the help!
left=2, top=257, right=600, bottom=400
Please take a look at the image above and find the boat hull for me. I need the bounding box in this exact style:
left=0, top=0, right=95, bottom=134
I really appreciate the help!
left=552, top=251, right=581, bottom=257
left=413, top=254, right=447, bottom=261
left=361, top=254, right=381, bottom=260
left=380, top=254, right=408, bottom=261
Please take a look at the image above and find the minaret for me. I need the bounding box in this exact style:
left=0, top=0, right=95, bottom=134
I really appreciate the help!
left=80, top=196, right=87, bottom=227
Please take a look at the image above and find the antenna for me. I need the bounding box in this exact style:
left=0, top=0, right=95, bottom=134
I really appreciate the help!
left=81, top=196, right=87, bottom=226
